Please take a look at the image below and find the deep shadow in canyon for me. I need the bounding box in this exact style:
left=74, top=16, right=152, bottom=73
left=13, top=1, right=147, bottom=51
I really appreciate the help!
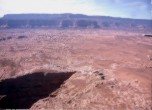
left=0, top=71, right=75, bottom=109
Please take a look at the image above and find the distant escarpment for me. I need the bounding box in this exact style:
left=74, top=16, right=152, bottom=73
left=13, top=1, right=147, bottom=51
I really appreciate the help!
left=0, top=14, right=151, bottom=31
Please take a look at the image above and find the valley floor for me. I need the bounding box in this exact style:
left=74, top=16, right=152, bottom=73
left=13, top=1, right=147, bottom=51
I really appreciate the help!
left=0, top=29, right=151, bottom=109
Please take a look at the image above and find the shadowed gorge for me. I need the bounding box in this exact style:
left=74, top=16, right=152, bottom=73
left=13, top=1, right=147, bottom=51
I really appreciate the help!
left=0, top=71, right=75, bottom=109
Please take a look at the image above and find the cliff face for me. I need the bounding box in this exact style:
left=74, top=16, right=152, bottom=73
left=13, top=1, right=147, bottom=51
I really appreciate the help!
left=0, top=14, right=151, bottom=30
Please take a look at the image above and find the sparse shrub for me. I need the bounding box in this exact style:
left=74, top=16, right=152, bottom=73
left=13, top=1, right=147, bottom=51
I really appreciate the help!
left=18, top=35, right=27, bottom=39
left=0, top=36, right=12, bottom=42
left=94, top=71, right=105, bottom=80
left=0, top=37, right=7, bottom=42
left=7, top=36, right=12, bottom=40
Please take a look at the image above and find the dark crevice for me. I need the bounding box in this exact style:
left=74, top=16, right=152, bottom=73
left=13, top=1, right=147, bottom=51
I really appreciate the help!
left=0, top=71, right=75, bottom=109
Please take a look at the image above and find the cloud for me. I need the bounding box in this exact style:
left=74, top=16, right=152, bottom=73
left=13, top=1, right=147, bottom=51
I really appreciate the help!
left=0, top=0, right=151, bottom=19
left=93, top=0, right=151, bottom=19
left=0, top=0, right=98, bottom=16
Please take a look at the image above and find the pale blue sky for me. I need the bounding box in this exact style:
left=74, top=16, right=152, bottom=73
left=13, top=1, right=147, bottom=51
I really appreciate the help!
left=0, top=0, right=151, bottom=19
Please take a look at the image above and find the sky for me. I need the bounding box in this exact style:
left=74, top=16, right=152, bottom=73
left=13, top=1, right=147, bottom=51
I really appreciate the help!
left=0, top=0, right=151, bottom=19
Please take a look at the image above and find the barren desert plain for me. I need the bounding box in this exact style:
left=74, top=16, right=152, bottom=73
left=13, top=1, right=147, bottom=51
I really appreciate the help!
left=0, top=29, right=152, bottom=109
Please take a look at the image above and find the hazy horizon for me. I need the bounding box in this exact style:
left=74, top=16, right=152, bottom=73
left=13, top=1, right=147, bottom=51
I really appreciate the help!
left=0, top=0, right=151, bottom=19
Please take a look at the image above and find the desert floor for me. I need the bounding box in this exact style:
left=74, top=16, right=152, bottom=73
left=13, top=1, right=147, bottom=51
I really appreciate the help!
left=0, top=29, right=151, bottom=109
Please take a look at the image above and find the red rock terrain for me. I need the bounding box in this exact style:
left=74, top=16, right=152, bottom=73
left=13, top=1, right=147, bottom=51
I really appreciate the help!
left=0, top=29, right=151, bottom=109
